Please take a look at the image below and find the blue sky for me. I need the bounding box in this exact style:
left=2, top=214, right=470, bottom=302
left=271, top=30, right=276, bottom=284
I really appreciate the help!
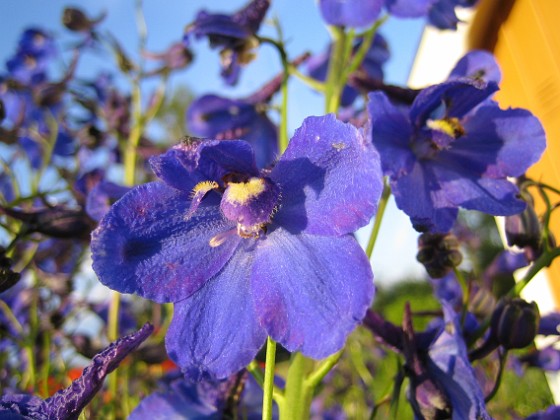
left=1, top=0, right=427, bottom=283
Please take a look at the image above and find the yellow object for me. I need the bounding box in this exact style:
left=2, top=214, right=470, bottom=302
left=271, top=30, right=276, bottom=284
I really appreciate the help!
left=470, top=0, right=560, bottom=305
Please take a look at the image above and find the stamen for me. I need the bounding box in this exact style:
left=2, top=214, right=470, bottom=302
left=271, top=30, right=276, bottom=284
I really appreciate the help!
left=209, top=228, right=236, bottom=247
left=186, top=180, right=219, bottom=220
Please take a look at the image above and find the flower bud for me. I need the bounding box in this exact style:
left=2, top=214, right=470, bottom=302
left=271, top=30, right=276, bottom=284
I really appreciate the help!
left=416, top=232, right=462, bottom=278
left=505, top=195, right=542, bottom=261
left=62, top=7, right=104, bottom=32
left=0, top=246, right=21, bottom=293
left=0, top=99, right=5, bottom=122
left=490, top=298, right=540, bottom=349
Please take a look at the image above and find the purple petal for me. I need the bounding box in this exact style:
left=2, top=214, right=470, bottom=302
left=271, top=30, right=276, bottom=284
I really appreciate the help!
left=271, top=114, right=382, bottom=236
left=539, top=313, right=560, bottom=336
left=150, top=140, right=259, bottom=193
left=368, top=91, right=416, bottom=177
left=166, top=245, right=266, bottom=380
left=85, top=181, right=131, bottom=222
left=319, top=0, right=383, bottom=28
left=251, top=229, right=374, bottom=358
left=392, top=161, right=458, bottom=232
left=448, top=50, right=502, bottom=83
left=526, top=405, right=560, bottom=420
left=456, top=102, right=546, bottom=178
left=91, top=182, right=239, bottom=303
left=187, top=95, right=258, bottom=137
left=0, top=394, right=48, bottom=420
left=386, top=0, right=436, bottom=17
left=427, top=303, right=491, bottom=420
left=427, top=0, right=461, bottom=30
left=410, top=79, right=498, bottom=127
left=185, top=12, right=250, bottom=45
left=521, top=347, right=560, bottom=371
left=433, top=163, right=525, bottom=216
left=45, top=323, right=153, bottom=420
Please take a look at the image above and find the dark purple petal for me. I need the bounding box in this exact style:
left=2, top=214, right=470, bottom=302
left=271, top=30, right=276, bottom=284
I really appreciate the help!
left=427, top=303, right=491, bottom=420
left=386, top=0, right=436, bottom=17
left=166, top=245, right=266, bottom=380
left=410, top=79, right=498, bottom=126
left=427, top=0, right=461, bottom=30
left=392, top=161, right=458, bottom=232
left=433, top=163, right=525, bottom=216
left=0, top=394, right=48, bottom=420
left=232, top=0, right=270, bottom=33
left=521, top=347, right=560, bottom=371
left=251, top=229, right=374, bottom=358
left=368, top=91, right=416, bottom=177
left=526, top=405, right=560, bottom=420
left=448, top=50, right=501, bottom=83
left=45, top=323, right=153, bottom=420
left=539, top=313, right=560, bottom=336
left=271, top=114, right=381, bottom=236
left=187, top=95, right=258, bottom=137
left=319, top=0, right=383, bottom=28
left=185, top=12, right=250, bottom=46
left=150, top=140, right=259, bottom=193
left=91, top=182, right=239, bottom=303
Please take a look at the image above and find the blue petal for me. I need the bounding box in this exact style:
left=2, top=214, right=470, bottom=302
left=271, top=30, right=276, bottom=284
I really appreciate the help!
left=454, top=102, right=546, bottom=178
left=45, top=323, right=153, bottom=419
left=448, top=50, right=502, bottom=83
left=319, top=0, right=383, bottom=28
left=0, top=394, right=48, bottom=420
left=185, top=12, right=250, bottom=46
left=427, top=303, right=491, bottom=420
left=432, top=162, right=526, bottom=216
left=427, top=0, right=461, bottom=30
left=386, top=0, right=436, bottom=17
left=368, top=91, right=416, bottom=177
left=271, top=114, right=382, bottom=236
left=410, top=79, right=498, bottom=127
left=150, top=140, right=259, bottom=192
left=392, top=161, right=458, bottom=232
left=251, top=228, right=374, bottom=358
left=166, top=245, right=267, bottom=380
left=91, top=182, right=239, bottom=303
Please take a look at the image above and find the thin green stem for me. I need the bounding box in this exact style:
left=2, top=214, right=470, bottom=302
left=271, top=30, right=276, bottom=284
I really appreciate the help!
left=288, top=65, right=325, bottom=91
left=324, top=25, right=346, bottom=113
left=262, top=337, right=277, bottom=420
left=510, top=247, right=560, bottom=296
left=40, top=331, right=51, bottom=398
left=246, top=361, right=264, bottom=386
left=366, top=179, right=391, bottom=259
left=305, top=350, right=342, bottom=389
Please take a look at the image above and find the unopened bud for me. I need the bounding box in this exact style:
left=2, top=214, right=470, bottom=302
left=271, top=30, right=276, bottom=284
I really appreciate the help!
left=0, top=246, right=21, bottom=293
left=62, top=7, right=102, bottom=32
left=490, top=298, right=540, bottom=350
left=416, top=232, right=462, bottom=278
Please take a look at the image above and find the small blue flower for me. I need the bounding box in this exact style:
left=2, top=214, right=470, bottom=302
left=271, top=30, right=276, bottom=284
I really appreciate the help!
left=91, top=114, right=382, bottom=379
left=184, top=0, right=270, bottom=85
left=368, top=78, right=546, bottom=233
left=387, top=0, right=478, bottom=30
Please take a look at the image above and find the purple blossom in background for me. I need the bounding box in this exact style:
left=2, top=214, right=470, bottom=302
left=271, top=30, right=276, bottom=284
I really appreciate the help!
left=308, top=34, right=390, bottom=107
left=0, top=323, right=153, bottom=420
left=387, top=0, right=478, bottom=30
left=319, top=0, right=384, bottom=28
left=368, top=77, right=546, bottom=232
left=526, top=405, right=560, bottom=420
left=91, top=114, right=381, bottom=379
left=521, top=346, right=560, bottom=372
left=448, top=49, right=501, bottom=84
left=130, top=371, right=272, bottom=419
left=184, top=0, right=270, bottom=85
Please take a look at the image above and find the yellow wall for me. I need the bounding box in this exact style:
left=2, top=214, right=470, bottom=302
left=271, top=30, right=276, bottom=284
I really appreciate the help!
left=483, top=0, right=560, bottom=305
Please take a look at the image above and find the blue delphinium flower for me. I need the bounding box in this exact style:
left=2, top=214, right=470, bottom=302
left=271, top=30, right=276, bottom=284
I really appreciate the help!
left=319, top=0, right=384, bottom=28
left=0, top=323, right=153, bottom=419
left=368, top=78, right=546, bottom=233
left=91, top=114, right=382, bottom=379
left=184, top=0, right=270, bottom=85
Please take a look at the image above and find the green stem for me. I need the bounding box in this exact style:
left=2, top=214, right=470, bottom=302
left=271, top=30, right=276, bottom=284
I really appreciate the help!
left=305, top=350, right=342, bottom=389
left=510, top=247, right=560, bottom=296
left=262, top=337, right=277, bottom=420
left=282, top=353, right=313, bottom=420
left=288, top=65, right=325, bottom=91
left=324, top=26, right=346, bottom=113
left=365, top=179, right=391, bottom=259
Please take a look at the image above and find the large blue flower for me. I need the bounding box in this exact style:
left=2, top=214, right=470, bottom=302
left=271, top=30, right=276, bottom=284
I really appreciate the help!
left=91, top=114, right=381, bottom=380
left=368, top=78, right=546, bottom=233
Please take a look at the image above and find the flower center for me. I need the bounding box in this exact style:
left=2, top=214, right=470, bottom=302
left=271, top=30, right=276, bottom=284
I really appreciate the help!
left=220, top=176, right=280, bottom=238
